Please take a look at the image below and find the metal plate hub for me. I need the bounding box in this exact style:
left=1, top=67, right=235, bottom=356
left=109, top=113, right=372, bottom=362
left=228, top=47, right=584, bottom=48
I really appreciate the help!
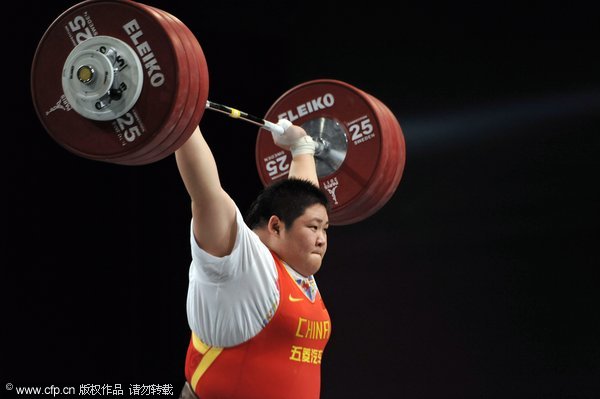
left=61, top=35, right=144, bottom=121
left=301, top=117, right=348, bottom=177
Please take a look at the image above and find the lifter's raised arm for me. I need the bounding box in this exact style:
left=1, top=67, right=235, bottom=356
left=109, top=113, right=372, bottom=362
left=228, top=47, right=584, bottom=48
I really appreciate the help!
left=175, top=127, right=237, bottom=257
left=175, top=121, right=318, bottom=257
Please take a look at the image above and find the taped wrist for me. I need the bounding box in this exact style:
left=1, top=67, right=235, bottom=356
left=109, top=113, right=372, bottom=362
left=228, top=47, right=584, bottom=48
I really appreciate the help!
left=290, top=136, right=316, bottom=157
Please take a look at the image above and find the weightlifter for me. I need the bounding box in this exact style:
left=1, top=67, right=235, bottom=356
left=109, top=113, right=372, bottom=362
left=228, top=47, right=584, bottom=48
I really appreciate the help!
left=175, top=121, right=331, bottom=399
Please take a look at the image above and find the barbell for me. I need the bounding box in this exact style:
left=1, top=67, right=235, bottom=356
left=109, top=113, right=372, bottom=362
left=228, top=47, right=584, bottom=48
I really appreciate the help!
left=30, top=0, right=406, bottom=225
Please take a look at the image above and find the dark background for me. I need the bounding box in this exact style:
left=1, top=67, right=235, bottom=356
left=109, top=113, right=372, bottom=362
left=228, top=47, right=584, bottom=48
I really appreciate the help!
left=3, top=1, right=599, bottom=398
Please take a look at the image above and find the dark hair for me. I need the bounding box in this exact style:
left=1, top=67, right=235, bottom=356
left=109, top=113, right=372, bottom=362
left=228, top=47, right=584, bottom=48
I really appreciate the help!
left=245, top=178, right=329, bottom=229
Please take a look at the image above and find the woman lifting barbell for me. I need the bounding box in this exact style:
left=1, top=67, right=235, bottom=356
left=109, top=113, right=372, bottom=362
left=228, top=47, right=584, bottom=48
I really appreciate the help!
left=30, top=1, right=406, bottom=397
left=176, top=121, right=331, bottom=399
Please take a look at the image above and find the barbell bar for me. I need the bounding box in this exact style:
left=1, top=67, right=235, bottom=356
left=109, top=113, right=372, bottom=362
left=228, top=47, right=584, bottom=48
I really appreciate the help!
left=30, top=0, right=406, bottom=225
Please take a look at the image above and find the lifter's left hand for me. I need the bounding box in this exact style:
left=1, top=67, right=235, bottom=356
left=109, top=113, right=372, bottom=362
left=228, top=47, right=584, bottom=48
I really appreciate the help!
left=272, top=119, right=308, bottom=151
left=272, top=120, right=318, bottom=185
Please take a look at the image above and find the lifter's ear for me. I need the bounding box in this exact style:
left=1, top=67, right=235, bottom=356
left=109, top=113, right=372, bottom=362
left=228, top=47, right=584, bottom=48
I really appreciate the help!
left=267, top=215, right=283, bottom=236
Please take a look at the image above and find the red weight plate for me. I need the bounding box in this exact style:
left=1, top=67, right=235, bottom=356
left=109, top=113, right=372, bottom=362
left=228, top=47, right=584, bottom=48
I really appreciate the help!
left=256, top=80, right=383, bottom=224
left=116, top=5, right=200, bottom=165
left=107, top=1, right=191, bottom=164
left=364, top=95, right=406, bottom=215
left=331, top=93, right=405, bottom=224
left=323, top=92, right=392, bottom=224
left=31, top=0, right=182, bottom=163
left=130, top=6, right=209, bottom=164
left=165, top=12, right=209, bottom=147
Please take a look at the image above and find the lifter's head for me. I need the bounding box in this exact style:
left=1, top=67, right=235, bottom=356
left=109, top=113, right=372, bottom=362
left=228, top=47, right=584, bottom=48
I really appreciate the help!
left=246, top=178, right=330, bottom=276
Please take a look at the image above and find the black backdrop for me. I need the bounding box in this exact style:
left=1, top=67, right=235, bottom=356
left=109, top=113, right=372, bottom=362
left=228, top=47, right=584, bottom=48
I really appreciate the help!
left=4, top=1, right=599, bottom=398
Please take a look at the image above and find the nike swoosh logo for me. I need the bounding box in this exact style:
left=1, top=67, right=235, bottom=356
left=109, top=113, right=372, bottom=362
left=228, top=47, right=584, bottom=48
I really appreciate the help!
left=288, top=294, right=304, bottom=302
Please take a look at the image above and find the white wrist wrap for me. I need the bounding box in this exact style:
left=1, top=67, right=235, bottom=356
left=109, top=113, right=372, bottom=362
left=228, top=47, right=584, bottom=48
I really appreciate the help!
left=290, top=136, right=316, bottom=157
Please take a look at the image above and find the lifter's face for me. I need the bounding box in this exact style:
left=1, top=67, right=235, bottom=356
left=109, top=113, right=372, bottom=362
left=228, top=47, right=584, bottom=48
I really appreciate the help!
left=274, top=204, right=329, bottom=277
